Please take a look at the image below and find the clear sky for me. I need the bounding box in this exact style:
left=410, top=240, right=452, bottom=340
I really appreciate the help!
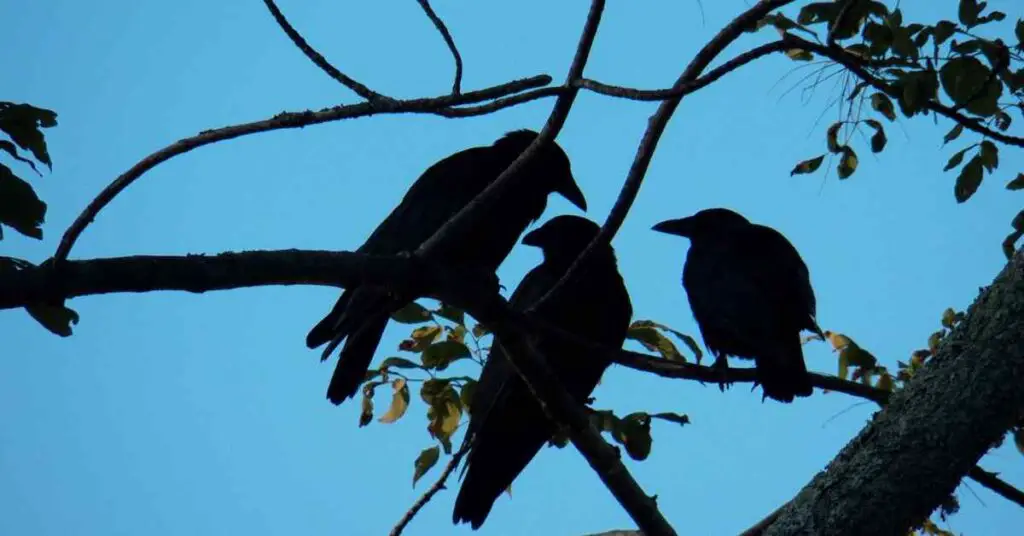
left=2, top=1, right=1022, bottom=535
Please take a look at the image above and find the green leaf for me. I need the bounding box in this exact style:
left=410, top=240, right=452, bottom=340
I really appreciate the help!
left=614, top=412, right=653, bottom=461
left=943, top=147, right=969, bottom=171
left=1016, top=19, right=1024, bottom=49
left=379, top=356, right=424, bottom=370
left=390, top=302, right=432, bottom=324
left=427, top=397, right=462, bottom=454
left=359, top=380, right=386, bottom=427
left=420, top=378, right=451, bottom=405
left=797, top=2, right=835, bottom=26
left=979, top=141, right=999, bottom=172
left=447, top=324, right=467, bottom=344
left=25, top=302, right=80, bottom=337
left=954, top=155, right=985, bottom=202
left=790, top=155, right=825, bottom=176
left=421, top=340, right=472, bottom=370
left=412, top=446, right=440, bottom=487
left=399, top=324, right=442, bottom=353
left=941, top=307, right=958, bottom=329
left=1006, top=173, right=1024, bottom=191
left=434, top=302, right=464, bottom=325
left=1014, top=427, right=1024, bottom=456
left=940, top=56, right=1002, bottom=116
left=0, top=102, right=57, bottom=168
left=379, top=378, right=411, bottom=424
left=837, top=147, right=858, bottom=179
left=958, top=0, right=982, bottom=28
left=933, top=21, right=957, bottom=45
left=0, top=163, right=46, bottom=239
left=942, top=124, right=965, bottom=145
left=471, top=322, right=490, bottom=339
left=826, top=122, right=842, bottom=153
left=870, top=93, right=896, bottom=121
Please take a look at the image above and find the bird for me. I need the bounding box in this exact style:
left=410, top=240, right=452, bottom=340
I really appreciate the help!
left=453, top=215, right=633, bottom=529
left=306, top=130, right=588, bottom=405
left=651, top=207, right=822, bottom=403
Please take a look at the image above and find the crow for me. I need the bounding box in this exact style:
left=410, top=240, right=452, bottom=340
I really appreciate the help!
left=652, top=207, right=822, bottom=403
left=453, top=215, right=633, bottom=529
left=306, top=130, right=588, bottom=405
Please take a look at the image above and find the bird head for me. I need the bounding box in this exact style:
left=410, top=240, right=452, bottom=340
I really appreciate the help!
left=651, top=207, right=750, bottom=240
left=522, top=215, right=603, bottom=265
left=495, top=130, right=588, bottom=212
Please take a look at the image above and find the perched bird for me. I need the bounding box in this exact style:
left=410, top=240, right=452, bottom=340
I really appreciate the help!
left=652, top=208, right=822, bottom=403
left=453, top=215, right=633, bottom=529
left=306, top=130, right=587, bottom=405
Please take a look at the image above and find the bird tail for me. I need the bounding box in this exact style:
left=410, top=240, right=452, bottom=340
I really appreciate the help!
left=325, top=313, right=389, bottom=404
left=453, top=427, right=545, bottom=529
left=306, top=290, right=354, bottom=350
left=755, top=336, right=813, bottom=403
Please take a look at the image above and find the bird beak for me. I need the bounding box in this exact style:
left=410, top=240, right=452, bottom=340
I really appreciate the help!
left=558, top=177, right=588, bottom=212
left=521, top=227, right=544, bottom=247
left=651, top=217, right=694, bottom=237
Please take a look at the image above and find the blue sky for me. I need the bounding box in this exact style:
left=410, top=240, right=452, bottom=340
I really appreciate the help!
left=2, top=1, right=1022, bottom=535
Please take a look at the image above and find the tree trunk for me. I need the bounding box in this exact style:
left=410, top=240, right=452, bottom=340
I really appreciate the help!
left=763, top=249, right=1024, bottom=535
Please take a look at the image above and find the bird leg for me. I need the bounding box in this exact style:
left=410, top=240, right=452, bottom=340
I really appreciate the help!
left=712, top=353, right=733, bottom=393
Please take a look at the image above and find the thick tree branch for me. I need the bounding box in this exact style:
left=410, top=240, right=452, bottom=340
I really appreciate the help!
left=390, top=443, right=471, bottom=536
left=262, top=0, right=386, bottom=101
left=782, top=34, right=1024, bottom=148
left=534, top=0, right=797, bottom=309
left=416, top=0, right=463, bottom=95
left=761, top=250, right=1024, bottom=535
left=51, top=74, right=553, bottom=263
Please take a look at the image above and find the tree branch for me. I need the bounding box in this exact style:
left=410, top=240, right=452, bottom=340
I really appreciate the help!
left=761, top=250, right=1024, bottom=535
left=416, top=0, right=463, bottom=95
left=782, top=34, right=1024, bottom=148
left=533, top=0, right=798, bottom=309
left=575, top=40, right=789, bottom=101
left=51, top=74, right=553, bottom=263
left=390, top=443, right=471, bottom=536
left=262, top=0, right=386, bottom=101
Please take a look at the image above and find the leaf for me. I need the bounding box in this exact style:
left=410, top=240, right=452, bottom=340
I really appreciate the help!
left=797, top=2, right=835, bottom=26
left=837, top=147, right=858, bottom=179
left=25, top=302, right=80, bottom=337
left=359, top=381, right=386, bottom=427
left=0, top=163, right=46, bottom=239
left=614, top=412, right=653, bottom=461
left=1014, top=427, right=1024, bottom=456
left=876, top=372, right=895, bottom=392
left=870, top=93, right=896, bottom=121
left=447, top=324, right=467, bottom=344
left=939, top=56, right=1002, bottom=116
left=941, top=307, right=958, bottom=329
left=400, top=325, right=442, bottom=353
left=826, top=122, right=843, bottom=153
left=933, top=21, right=956, bottom=45
left=412, top=446, right=441, bottom=487
left=943, top=147, right=969, bottom=171
left=0, top=102, right=57, bottom=168
left=420, top=378, right=451, bottom=405
left=379, top=378, right=411, bottom=424
left=427, top=398, right=462, bottom=454
left=954, top=155, right=985, bottom=202
left=790, top=155, right=825, bottom=176
left=460, top=379, right=477, bottom=413
left=421, top=340, right=472, bottom=370
left=785, top=49, right=813, bottom=62
left=1007, top=173, right=1024, bottom=191
left=1017, top=19, right=1024, bottom=49
left=390, top=302, right=432, bottom=324
left=380, top=356, right=423, bottom=370
left=942, top=124, right=964, bottom=145
left=864, top=119, right=887, bottom=153
left=471, top=322, right=490, bottom=339
left=651, top=412, right=690, bottom=427
left=626, top=321, right=684, bottom=361
left=958, top=0, right=982, bottom=28
left=434, top=303, right=464, bottom=325
left=979, top=141, right=999, bottom=172
left=0, top=140, right=40, bottom=174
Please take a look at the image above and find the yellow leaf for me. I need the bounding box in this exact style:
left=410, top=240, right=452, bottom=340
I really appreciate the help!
left=379, top=379, right=410, bottom=424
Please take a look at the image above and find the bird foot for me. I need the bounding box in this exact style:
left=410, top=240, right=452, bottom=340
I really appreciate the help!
left=712, top=355, right=733, bottom=392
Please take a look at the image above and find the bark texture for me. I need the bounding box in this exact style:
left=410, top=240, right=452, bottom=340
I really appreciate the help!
left=763, top=249, right=1024, bottom=535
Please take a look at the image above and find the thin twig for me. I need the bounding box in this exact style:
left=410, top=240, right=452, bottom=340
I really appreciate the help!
left=784, top=34, right=1024, bottom=148
left=262, top=0, right=385, bottom=101
left=51, top=75, right=553, bottom=262
left=576, top=40, right=789, bottom=101
left=416, top=0, right=463, bottom=95
left=533, top=0, right=799, bottom=309
left=390, top=443, right=470, bottom=536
